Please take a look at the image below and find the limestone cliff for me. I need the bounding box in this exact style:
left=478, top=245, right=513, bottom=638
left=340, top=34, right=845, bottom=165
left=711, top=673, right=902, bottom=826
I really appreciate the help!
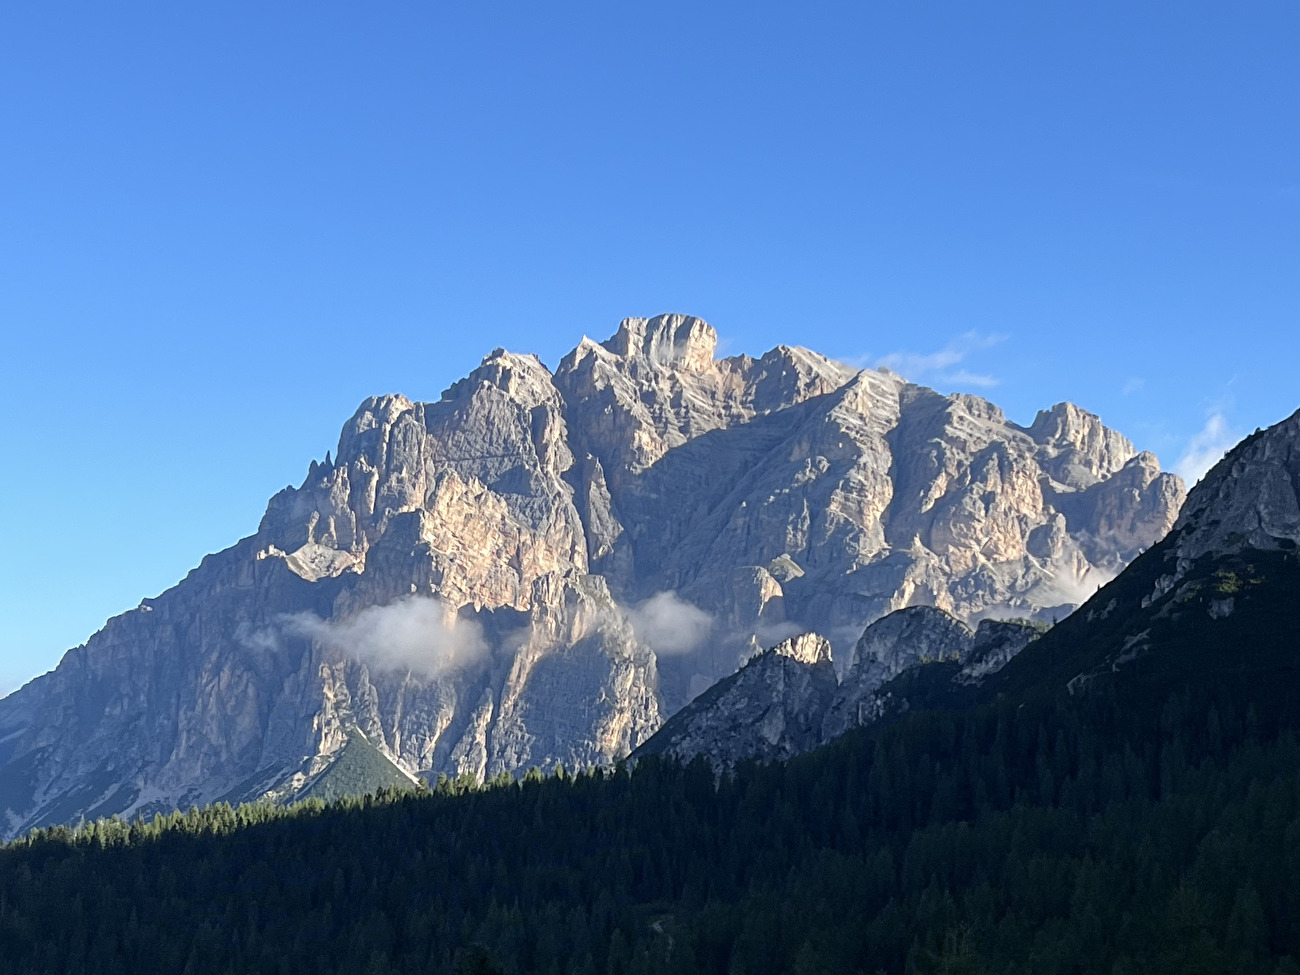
left=0, top=313, right=1185, bottom=836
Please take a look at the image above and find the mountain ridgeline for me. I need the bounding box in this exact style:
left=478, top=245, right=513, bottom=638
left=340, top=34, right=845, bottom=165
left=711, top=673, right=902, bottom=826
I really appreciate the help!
left=0, top=314, right=1184, bottom=836
left=640, top=407, right=1300, bottom=771
left=1, top=408, right=1297, bottom=974
left=633, top=609, right=1048, bottom=768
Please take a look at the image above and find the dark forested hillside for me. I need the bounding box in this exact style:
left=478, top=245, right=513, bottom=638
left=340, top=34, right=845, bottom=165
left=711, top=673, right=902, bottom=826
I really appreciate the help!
left=2, top=545, right=1299, bottom=975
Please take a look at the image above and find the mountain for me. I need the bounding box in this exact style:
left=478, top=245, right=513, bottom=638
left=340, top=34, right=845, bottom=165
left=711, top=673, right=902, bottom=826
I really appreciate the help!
left=634, top=607, right=1044, bottom=767
left=991, top=406, right=1300, bottom=700
left=1164, top=410, right=1300, bottom=565
left=0, top=314, right=1183, bottom=837
left=643, top=406, right=1300, bottom=770
left=632, top=632, right=839, bottom=768
left=2, top=408, right=1297, bottom=975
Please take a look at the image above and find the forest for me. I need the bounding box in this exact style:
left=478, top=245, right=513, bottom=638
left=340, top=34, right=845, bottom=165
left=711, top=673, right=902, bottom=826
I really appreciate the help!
left=2, top=547, right=1299, bottom=974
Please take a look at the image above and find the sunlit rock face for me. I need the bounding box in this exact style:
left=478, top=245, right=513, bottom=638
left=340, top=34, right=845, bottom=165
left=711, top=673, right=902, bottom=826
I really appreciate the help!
left=0, top=313, right=1184, bottom=837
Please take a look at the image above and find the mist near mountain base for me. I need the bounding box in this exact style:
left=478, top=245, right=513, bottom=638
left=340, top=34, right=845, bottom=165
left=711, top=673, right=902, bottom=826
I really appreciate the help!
left=1040, top=566, right=1119, bottom=609
left=282, top=596, right=487, bottom=677
left=626, top=591, right=714, bottom=655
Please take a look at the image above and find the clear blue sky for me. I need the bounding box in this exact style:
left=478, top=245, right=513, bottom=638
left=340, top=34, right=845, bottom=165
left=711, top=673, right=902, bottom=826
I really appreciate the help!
left=1, top=3, right=1297, bottom=694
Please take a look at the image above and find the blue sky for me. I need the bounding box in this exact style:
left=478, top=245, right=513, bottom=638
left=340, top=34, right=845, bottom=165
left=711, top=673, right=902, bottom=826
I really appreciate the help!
left=1, top=3, right=1297, bottom=694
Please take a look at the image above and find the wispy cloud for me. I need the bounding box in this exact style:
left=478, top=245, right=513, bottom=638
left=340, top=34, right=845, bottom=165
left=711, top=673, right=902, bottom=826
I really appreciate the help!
left=626, top=591, right=713, bottom=656
left=873, top=331, right=1008, bottom=389
left=1122, top=377, right=1145, bottom=396
left=278, top=596, right=488, bottom=677
left=1175, top=411, right=1240, bottom=485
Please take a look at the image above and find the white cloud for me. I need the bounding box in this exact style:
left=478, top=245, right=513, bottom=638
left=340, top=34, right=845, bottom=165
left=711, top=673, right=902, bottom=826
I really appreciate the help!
left=939, top=369, right=999, bottom=389
left=282, top=596, right=487, bottom=677
left=626, top=591, right=713, bottom=656
left=1175, top=412, right=1239, bottom=485
left=234, top=622, right=280, bottom=653
left=875, top=331, right=1008, bottom=389
left=1122, top=377, right=1145, bottom=396
left=1043, top=566, right=1119, bottom=609
left=755, top=620, right=809, bottom=648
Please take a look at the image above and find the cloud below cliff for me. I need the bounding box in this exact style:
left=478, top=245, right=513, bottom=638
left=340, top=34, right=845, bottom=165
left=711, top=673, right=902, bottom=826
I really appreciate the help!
left=626, top=591, right=713, bottom=655
left=282, top=596, right=487, bottom=677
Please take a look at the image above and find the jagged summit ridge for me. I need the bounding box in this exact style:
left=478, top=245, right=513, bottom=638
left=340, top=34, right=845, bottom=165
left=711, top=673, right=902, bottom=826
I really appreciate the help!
left=636, top=404, right=1300, bottom=773
left=0, top=314, right=1185, bottom=837
left=600, top=313, right=718, bottom=371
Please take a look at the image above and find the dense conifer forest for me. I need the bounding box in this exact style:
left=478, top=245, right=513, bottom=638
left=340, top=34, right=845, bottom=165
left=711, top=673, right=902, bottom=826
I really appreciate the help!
left=2, top=546, right=1298, bottom=974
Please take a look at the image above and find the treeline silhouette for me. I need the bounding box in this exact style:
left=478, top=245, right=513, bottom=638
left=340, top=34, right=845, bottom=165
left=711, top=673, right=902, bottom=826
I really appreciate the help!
left=3, top=548, right=1300, bottom=974
left=3, top=685, right=1300, bottom=974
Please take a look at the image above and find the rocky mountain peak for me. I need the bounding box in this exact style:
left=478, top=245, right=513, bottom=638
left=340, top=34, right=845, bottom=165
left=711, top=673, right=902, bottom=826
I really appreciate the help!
left=738, top=345, right=860, bottom=416
left=335, top=394, right=416, bottom=467
left=443, top=347, right=560, bottom=411
left=1028, top=401, right=1137, bottom=484
left=0, top=314, right=1189, bottom=837
left=948, top=392, right=1008, bottom=425
left=1172, top=407, right=1300, bottom=563
left=637, top=604, right=1044, bottom=768
left=770, top=632, right=833, bottom=666
left=850, top=606, right=973, bottom=673
left=817, top=607, right=975, bottom=740
left=602, top=313, right=717, bottom=372
left=633, top=629, right=839, bottom=769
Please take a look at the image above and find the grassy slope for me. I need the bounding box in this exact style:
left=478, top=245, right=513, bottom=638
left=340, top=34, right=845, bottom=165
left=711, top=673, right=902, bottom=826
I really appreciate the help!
left=299, top=728, right=418, bottom=803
